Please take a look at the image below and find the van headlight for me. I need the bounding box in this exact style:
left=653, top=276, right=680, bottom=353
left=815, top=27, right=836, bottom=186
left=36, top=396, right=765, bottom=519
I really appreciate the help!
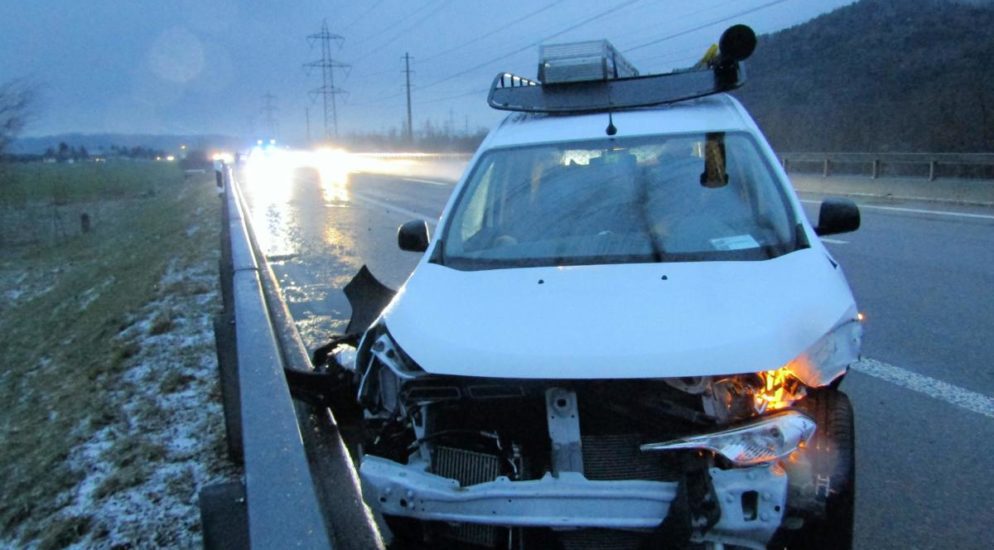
left=640, top=410, right=816, bottom=466
left=703, top=316, right=862, bottom=422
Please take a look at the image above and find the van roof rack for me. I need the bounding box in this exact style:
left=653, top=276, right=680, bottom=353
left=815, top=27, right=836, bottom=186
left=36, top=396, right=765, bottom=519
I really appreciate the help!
left=488, top=25, right=756, bottom=114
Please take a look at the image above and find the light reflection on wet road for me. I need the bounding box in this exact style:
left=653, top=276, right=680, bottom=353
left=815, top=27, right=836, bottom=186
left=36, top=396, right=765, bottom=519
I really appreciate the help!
left=239, top=152, right=463, bottom=347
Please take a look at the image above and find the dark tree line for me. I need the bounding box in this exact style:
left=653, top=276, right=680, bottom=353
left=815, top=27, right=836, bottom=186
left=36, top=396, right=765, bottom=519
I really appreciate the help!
left=733, top=0, right=994, bottom=153
left=32, top=143, right=166, bottom=162
left=43, top=142, right=88, bottom=161
left=105, top=145, right=166, bottom=160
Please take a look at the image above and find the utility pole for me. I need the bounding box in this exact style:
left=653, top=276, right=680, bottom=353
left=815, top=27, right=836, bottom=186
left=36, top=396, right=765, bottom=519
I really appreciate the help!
left=261, top=92, right=278, bottom=139
left=305, top=107, right=311, bottom=144
left=404, top=52, right=414, bottom=145
left=305, top=20, right=349, bottom=140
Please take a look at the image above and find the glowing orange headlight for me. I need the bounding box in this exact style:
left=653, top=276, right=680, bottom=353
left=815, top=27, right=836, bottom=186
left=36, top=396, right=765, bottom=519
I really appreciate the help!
left=754, top=366, right=804, bottom=412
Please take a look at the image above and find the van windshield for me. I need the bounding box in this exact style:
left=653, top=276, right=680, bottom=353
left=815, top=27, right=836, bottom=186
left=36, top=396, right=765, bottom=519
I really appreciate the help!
left=440, top=132, right=801, bottom=270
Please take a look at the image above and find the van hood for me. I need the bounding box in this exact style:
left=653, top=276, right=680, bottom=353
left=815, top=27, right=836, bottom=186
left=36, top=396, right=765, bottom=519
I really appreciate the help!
left=381, top=248, right=857, bottom=380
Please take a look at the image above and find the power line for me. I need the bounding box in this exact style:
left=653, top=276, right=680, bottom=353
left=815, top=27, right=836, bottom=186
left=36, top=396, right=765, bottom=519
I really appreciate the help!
left=613, top=0, right=741, bottom=49
left=347, top=1, right=562, bottom=88
left=341, top=0, right=386, bottom=31
left=347, top=0, right=446, bottom=52
left=419, top=0, right=565, bottom=63
left=358, top=0, right=644, bottom=105
left=412, top=0, right=646, bottom=94
left=623, top=0, right=790, bottom=53
left=351, top=0, right=450, bottom=64
left=305, top=19, right=350, bottom=139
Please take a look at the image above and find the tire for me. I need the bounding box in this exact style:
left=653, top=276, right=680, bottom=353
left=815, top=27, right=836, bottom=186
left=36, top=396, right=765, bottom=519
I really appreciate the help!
left=780, top=389, right=855, bottom=550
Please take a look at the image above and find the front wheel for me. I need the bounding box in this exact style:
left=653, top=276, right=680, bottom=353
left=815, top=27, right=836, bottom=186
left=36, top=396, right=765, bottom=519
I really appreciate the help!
left=777, top=389, right=855, bottom=550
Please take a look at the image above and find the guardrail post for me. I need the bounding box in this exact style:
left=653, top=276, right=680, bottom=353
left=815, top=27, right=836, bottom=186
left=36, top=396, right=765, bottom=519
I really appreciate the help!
left=213, top=313, right=242, bottom=463
left=782, top=157, right=789, bottom=173
left=871, top=159, right=880, bottom=179
left=929, top=160, right=937, bottom=181
left=823, top=158, right=831, bottom=178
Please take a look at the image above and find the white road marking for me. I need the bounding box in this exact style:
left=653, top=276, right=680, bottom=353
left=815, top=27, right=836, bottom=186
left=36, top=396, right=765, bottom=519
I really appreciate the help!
left=800, top=199, right=994, bottom=220
left=853, top=358, right=994, bottom=419
left=402, top=177, right=452, bottom=186
left=349, top=192, right=439, bottom=227
left=820, top=238, right=848, bottom=245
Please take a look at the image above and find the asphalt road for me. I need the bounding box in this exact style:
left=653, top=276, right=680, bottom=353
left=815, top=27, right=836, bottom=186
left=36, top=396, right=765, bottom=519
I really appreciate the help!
left=241, top=158, right=994, bottom=550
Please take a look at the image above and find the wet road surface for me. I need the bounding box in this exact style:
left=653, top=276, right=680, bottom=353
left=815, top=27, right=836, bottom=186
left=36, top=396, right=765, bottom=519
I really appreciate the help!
left=240, top=154, right=994, bottom=549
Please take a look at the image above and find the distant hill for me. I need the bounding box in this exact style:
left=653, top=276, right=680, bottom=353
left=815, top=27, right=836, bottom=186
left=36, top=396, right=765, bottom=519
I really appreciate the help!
left=734, top=0, right=994, bottom=152
left=9, top=133, right=245, bottom=156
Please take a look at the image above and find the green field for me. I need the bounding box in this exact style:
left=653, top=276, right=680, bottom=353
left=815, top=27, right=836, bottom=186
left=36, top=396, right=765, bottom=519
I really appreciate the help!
left=0, top=161, right=230, bottom=547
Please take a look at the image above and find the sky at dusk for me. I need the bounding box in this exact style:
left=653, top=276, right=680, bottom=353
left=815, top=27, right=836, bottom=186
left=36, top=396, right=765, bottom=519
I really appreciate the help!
left=2, top=0, right=855, bottom=143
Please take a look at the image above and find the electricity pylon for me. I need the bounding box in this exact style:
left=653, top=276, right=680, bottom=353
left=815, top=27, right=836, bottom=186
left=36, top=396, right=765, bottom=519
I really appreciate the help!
left=305, top=20, right=350, bottom=139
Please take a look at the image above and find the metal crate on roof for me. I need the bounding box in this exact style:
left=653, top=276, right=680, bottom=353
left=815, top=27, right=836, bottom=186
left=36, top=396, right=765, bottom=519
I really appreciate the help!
left=492, top=25, right=758, bottom=114
left=538, top=40, right=639, bottom=84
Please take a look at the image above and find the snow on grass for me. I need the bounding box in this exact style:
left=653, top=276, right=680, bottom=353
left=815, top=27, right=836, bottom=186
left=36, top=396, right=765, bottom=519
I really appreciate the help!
left=0, top=166, right=232, bottom=548
left=0, top=267, right=56, bottom=310
left=77, top=277, right=115, bottom=311
left=48, top=258, right=239, bottom=549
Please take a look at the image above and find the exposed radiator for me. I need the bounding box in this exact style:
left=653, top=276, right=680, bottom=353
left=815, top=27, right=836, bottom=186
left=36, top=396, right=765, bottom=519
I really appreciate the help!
left=559, top=528, right=650, bottom=550
left=432, top=446, right=502, bottom=547
left=582, top=433, right=673, bottom=481
left=433, top=445, right=501, bottom=486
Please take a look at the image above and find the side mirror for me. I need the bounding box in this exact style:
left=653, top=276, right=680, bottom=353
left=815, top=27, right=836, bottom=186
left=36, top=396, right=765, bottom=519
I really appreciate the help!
left=398, top=220, right=430, bottom=252
left=815, top=198, right=860, bottom=236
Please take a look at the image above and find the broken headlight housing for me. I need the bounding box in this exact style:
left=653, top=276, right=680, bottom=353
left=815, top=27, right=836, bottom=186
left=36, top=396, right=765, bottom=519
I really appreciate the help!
left=703, top=315, right=862, bottom=422
left=641, top=410, right=816, bottom=466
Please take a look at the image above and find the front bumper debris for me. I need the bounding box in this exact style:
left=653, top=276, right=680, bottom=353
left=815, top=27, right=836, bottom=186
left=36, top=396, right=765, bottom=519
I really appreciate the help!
left=360, top=455, right=788, bottom=548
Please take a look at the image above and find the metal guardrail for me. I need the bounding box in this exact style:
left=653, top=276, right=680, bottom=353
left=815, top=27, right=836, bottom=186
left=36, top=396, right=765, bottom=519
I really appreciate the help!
left=779, top=152, right=994, bottom=180
left=202, top=165, right=383, bottom=549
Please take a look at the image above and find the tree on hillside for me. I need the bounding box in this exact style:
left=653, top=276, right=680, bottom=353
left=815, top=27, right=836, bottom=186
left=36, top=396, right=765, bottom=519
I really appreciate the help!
left=0, top=79, right=36, bottom=159
left=734, top=0, right=994, bottom=152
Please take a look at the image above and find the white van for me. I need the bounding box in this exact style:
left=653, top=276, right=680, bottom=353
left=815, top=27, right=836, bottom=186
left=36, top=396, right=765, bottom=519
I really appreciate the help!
left=319, top=26, right=862, bottom=550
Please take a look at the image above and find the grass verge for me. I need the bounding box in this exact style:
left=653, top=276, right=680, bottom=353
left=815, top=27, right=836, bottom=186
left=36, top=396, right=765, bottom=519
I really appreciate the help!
left=0, top=162, right=236, bottom=547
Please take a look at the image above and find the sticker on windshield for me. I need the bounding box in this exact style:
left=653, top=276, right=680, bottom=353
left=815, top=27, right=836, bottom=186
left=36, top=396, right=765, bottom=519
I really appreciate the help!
left=710, top=235, right=760, bottom=250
